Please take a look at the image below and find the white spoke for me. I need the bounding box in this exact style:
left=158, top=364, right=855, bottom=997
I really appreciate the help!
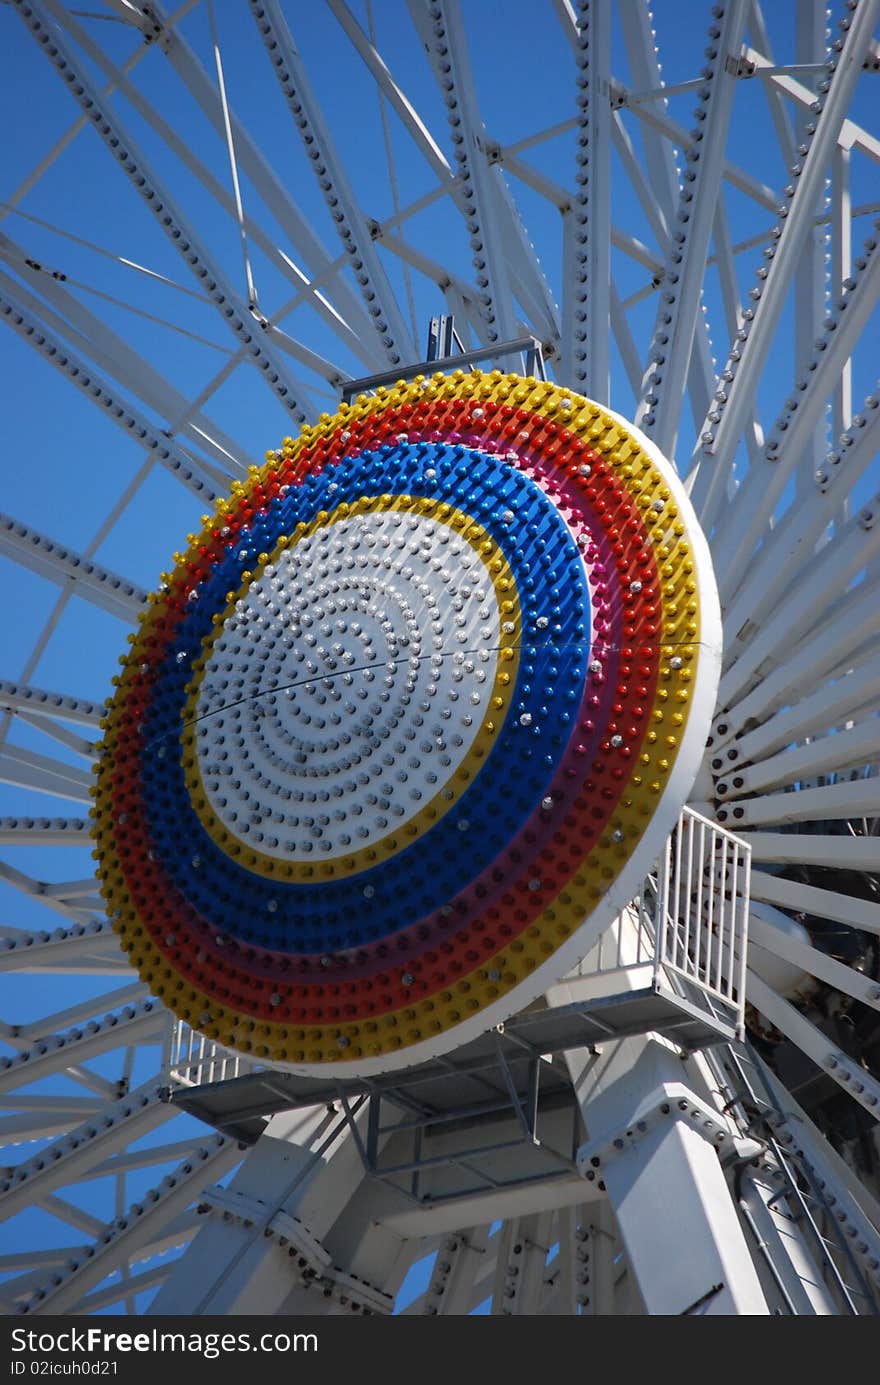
left=691, top=0, right=880, bottom=524
left=0, top=278, right=224, bottom=500
left=13, top=0, right=316, bottom=424
left=2, top=0, right=878, bottom=1317
left=0, top=1001, right=165, bottom=1095
left=561, top=1, right=611, bottom=398
left=250, top=0, right=416, bottom=366
left=0, top=511, right=145, bottom=620
left=636, top=0, right=748, bottom=455
left=0, top=920, right=131, bottom=974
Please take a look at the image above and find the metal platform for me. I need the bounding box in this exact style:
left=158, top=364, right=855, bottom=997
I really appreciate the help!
left=170, top=980, right=737, bottom=1144
left=167, top=808, right=750, bottom=1204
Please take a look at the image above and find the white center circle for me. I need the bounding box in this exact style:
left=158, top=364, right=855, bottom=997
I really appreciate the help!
left=193, top=509, right=503, bottom=860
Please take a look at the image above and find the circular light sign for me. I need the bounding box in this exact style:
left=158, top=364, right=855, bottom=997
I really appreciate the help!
left=93, top=372, right=721, bottom=1075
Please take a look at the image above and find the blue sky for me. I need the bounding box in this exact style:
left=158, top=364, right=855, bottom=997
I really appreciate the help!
left=0, top=0, right=878, bottom=1313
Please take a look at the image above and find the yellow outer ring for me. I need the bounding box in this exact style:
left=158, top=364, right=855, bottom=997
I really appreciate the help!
left=94, top=371, right=703, bottom=1065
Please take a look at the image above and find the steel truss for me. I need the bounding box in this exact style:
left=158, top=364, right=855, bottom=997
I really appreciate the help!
left=0, top=0, right=878, bottom=1314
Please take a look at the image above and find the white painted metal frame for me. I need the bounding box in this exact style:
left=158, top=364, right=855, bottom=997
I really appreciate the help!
left=1, top=0, right=879, bottom=1315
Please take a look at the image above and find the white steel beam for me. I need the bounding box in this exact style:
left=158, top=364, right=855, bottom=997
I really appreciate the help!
left=635, top=0, right=748, bottom=456
left=610, top=109, right=669, bottom=247
left=491, top=1211, right=555, bottom=1314
left=370, top=229, right=485, bottom=313
left=0, top=1000, right=165, bottom=1095
left=146, top=0, right=384, bottom=366
left=0, top=860, right=108, bottom=928
left=739, top=1171, right=837, bottom=1315
left=758, top=1063, right=880, bottom=1295
left=742, top=833, right=880, bottom=872
left=561, top=0, right=611, bottom=399
left=557, top=917, right=766, bottom=1314
left=0, top=279, right=223, bottom=501
left=719, top=774, right=880, bottom=828
left=746, top=969, right=880, bottom=1124
left=746, top=3, right=796, bottom=168
left=405, top=1240, right=497, bottom=1315
left=0, top=1249, right=69, bottom=1277
left=717, top=491, right=880, bottom=706
left=609, top=281, right=643, bottom=397
left=492, top=197, right=561, bottom=348
left=832, top=142, right=854, bottom=444
left=416, top=1228, right=489, bottom=1315
left=574, top=1203, right=618, bottom=1314
left=248, top=0, right=415, bottom=367
left=13, top=0, right=315, bottom=424
left=792, top=0, right=830, bottom=498
left=85, top=1135, right=220, bottom=1183
left=38, top=1196, right=110, bottom=1241
left=0, top=920, right=130, bottom=975
left=12, top=714, right=94, bottom=763
left=328, top=0, right=454, bottom=183
left=721, top=387, right=880, bottom=643
left=0, top=1209, right=202, bottom=1311
left=74, top=1261, right=172, bottom=1316
left=798, top=0, right=831, bottom=498
left=709, top=580, right=880, bottom=748
left=618, top=83, right=780, bottom=216
left=150, top=1105, right=361, bottom=1315
left=488, top=1217, right=515, bottom=1314
left=99, top=0, right=151, bottom=29
left=690, top=0, right=880, bottom=527
left=0, top=1107, right=104, bottom=1145
left=0, top=745, right=93, bottom=805
left=616, top=2, right=681, bottom=219
left=0, top=1094, right=103, bottom=1115
left=711, top=201, right=744, bottom=344
left=412, top=0, right=518, bottom=345
left=4, top=982, right=148, bottom=1048
left=742, top=44, right=880, bottom=164
left=725, top=652, right=880, bottom=772
left=748, top=903, right=880, bottom=1015
left=379, top=1171, right=597, bottom=1241
left=541, top=1208, right=579, bottom=1315
left=566, top=1037, right=768, bottom=1315
left=62, top=1065, right=122, bottom=1102
left=0, top=231, right=249, bottom=478
left=15, top=1136, right=238, bottom=1315
left=615, top=2, right=716, bottom=430
left=714, top=222, right=880, bottom=599
left=750, top=870, right=880, bottom=936
left=0, top=682, right=101, bottom=729
left=0, top=1081, right=172, bottom=1224
left=718, top=716, right=880, bottom=798
left=0, top=511, right=145, bottom=622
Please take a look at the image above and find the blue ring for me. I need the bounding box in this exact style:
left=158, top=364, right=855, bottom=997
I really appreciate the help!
left=138, top=442, right=591, bottom=955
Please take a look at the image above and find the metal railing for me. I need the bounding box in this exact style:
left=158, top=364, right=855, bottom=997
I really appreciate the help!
left=654, top=805, right=750, bottom=1038
left=164, top=805, right=751, bottom=1089
left=164, top=1018, right=257, bottom=1089
left=572, top=806, right=750, bottom=1042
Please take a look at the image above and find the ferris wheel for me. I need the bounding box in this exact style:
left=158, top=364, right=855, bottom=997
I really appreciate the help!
left=0, top=0, right=879, bottom=1317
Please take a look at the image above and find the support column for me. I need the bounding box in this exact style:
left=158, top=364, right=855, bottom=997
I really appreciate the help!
left=554, top=910, right=768, bottom=1314
left=149, top=1104, right=399, bottom=1316
left=490, top=1212, right=554, bottom=1315
left=566, top=1034, right=769, bottom=1315
left=579, top=1201, right=620, bottom=1315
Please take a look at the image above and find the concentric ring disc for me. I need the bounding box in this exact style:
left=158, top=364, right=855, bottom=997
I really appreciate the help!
left=92, top=371, right=721, bottom=1076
